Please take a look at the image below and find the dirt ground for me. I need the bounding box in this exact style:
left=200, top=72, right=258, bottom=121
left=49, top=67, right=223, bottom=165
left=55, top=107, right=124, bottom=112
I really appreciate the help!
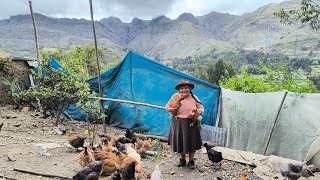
left=0, top=105, right=265, bottom=180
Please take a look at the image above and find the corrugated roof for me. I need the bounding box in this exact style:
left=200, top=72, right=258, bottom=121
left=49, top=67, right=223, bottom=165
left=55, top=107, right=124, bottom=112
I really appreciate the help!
left=11, top=57, right=38, bottom=67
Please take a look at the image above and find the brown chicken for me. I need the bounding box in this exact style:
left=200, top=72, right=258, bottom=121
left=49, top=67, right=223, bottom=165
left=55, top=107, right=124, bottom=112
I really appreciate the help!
left=240, top=169, right=248, bottom=180
left=94, top=146, right=119, bottom=163
left=102, top=138, right=113, bottom=152
left=79, top=146, right=94, bottom=167
left=188, top=108, right=202, bottom=122
left=73, top=161, right=104, bottom=180
left=168, top=94, right=184, bottom=115
left=66, top=130, right=86, bottom=150
left=102, top=158, right=118, bottom=175
left=136, top=138, right=152, bottom=155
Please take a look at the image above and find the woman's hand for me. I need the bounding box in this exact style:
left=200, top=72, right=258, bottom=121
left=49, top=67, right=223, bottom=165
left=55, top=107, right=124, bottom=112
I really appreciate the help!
left=167, top=107, right=178, bottom=113
left=196, top=109, right=202, bottom=115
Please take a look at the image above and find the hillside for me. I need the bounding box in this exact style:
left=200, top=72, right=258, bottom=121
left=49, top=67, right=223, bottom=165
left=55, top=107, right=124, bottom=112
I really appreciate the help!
left=0, top=0, right=319, bottom=62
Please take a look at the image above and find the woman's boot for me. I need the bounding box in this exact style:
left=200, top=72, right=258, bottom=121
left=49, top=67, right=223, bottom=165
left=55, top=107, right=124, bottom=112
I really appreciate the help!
left=187, top=160, right=195, bottom=169
left=177, top=158, right=186, bottom=167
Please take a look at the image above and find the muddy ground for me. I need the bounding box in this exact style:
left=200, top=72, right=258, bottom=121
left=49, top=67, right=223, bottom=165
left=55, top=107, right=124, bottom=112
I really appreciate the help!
left=0, top=105, right=265, bottom=180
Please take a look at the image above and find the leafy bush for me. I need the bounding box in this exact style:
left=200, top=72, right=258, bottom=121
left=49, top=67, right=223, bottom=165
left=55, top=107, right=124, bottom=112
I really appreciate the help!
left=0, top=76, right=21, bottom=104
left=0, top=53, right=12, bottom=74
left=15, top=58, right=91, bottom=126
left=221, top=63, right=318, bottom=93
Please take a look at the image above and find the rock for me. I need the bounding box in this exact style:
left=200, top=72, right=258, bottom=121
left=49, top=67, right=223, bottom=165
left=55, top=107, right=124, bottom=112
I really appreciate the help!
left=169, top=171, right=175, bottom=175
left=13, top=123, right=22, bottom=127
left=52, top=127, right=64, bottom=135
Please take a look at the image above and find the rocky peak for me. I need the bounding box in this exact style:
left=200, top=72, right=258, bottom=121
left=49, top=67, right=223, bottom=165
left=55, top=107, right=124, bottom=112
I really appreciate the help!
left=176, top=12, right=198, bottom=24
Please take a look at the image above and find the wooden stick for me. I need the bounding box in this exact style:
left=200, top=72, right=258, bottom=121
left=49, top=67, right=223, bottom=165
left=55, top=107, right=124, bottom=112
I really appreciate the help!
left=89, top=96, right=166, bottom=110
left=134, top=133, right=217, bottom=147
left=0, top=175, right=17, bottom=180
left=28, top=1, right=41, bottom=75
left=13, top=168, right=72, bottom=179
left=89, top=0, right=105, bottom=133
left=135, top=134, right=168, bottom=142
left=263, top=91, right=288, bottom=155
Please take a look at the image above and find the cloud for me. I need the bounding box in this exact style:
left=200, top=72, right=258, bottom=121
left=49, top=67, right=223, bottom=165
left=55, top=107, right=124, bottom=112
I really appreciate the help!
left=0, top=0, right=286, bottom=22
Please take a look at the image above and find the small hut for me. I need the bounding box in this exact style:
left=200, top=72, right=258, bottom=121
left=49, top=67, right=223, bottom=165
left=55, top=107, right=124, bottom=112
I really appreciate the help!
left=0, top=56, right=36, bottom=105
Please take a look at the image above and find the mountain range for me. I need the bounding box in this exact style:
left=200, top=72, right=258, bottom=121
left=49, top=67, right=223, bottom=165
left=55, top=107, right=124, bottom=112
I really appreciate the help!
left=0, top=0, right=319, bottom=63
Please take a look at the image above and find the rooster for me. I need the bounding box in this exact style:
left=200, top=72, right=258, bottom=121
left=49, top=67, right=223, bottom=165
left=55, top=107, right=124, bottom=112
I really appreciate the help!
left=73, top=161, right=104, bottom=180
left=66, top=130, right=86, bottom=150
left=79, top=146, right=94, bottom=167
left=203, top=143, right=222, bottom=168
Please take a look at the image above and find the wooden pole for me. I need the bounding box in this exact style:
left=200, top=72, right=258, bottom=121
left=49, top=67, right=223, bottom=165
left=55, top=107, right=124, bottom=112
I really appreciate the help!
left=263, top=91, right=288, bottom=155
left=89, top=0, right=106, bottom=133
left=13, top=168, right=72, bottom=179
left=29, top=1, right=41, bottom=75
left=89, top=96, right=166, bottom=110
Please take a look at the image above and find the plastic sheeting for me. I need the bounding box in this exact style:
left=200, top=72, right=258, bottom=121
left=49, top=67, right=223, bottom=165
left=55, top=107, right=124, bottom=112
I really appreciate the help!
left=219, top=88, right=320, bottom=167
left=266, top=92, right=320, bottom=166
left=85, top=51, right=220, bottom=136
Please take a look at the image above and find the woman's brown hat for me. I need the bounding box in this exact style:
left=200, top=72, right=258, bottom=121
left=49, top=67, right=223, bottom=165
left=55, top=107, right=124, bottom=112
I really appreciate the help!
left=175, top=79, right=195, bottom=90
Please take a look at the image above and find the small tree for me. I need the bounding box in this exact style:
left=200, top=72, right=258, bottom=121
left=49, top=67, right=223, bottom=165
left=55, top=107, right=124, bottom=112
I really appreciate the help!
left=195, top=58, right=236, bottom=85
left=77, top=95, right=108, bottom=143
left=15, top=58, right=91, bottom=126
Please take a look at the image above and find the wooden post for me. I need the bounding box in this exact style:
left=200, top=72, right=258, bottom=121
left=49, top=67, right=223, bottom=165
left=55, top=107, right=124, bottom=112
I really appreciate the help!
left=89, top=0, right=105, bottom=133
left=263, top=91, right=288, bottom=155
left=29, top=1, right=41, bottom=75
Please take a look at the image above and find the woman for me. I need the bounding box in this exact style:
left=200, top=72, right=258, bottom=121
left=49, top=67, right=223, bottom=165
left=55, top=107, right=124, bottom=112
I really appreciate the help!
left=165, top=79, right=204, bottom=169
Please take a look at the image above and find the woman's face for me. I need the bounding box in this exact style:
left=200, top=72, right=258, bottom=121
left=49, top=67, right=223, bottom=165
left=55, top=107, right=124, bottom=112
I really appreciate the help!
left=179, top=86, right=191, bottom=97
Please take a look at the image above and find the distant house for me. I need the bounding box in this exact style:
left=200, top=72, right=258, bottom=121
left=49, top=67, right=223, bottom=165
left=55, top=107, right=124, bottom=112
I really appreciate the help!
left=0, top=56, right=37, bottom=105
left=11, top=56, right=37, bottom=88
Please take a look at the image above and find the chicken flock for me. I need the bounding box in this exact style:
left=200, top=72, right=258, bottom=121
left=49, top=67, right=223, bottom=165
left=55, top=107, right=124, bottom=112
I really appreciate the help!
left=67, top=128, right=152, bottom=180
left=67, top=127, right=319, bottom=180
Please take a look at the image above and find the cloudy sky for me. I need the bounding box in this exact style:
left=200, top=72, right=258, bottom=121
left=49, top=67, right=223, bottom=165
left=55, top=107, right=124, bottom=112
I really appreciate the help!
left=1, top=0, right=286, bottom=22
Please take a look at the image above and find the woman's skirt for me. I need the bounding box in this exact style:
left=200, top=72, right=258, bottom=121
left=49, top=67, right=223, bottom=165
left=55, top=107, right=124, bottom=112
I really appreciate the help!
left=168, top=117, right=202, bottom=153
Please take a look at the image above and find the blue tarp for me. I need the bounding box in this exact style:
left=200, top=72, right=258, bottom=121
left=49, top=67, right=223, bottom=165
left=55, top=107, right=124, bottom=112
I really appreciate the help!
left=43, top=51, right=220, bottom=136
left=85, top=50, right=220, bottom=136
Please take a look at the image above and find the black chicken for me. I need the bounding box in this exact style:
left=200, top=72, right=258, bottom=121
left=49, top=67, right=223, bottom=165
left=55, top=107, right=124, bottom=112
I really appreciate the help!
left=116, top=136, right=132, bottom=144
left=73, top=161, right=104, bottom=180
left=203, top=143, right=223, bottom=168
left=125, top=128, right=137, bottom=144
left=111, top=169, right=121, bottom=180
left=66, top=131, right=86, bottom=150
left=121, top=161, right=136, bottom=180
left=281, top=162, right=304, bottom=180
